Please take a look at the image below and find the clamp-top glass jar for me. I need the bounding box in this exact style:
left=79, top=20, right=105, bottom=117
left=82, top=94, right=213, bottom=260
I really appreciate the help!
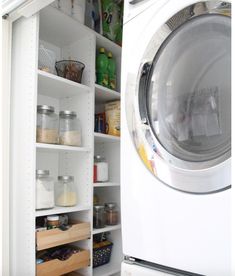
left=59, top=111, right=82, bottom=146
left=55, top=176, right=77, bottom=207
left=36, top=170, right=54, bottom=210
left=37, top=105, right=59, bottom=144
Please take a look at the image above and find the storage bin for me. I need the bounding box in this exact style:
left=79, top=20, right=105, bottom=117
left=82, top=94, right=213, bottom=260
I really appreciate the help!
left=36, top=221, right=90, bottom=251
left=38, top=45, right=56, bottom=74
left=93, top=241, right=113, bottom=268
left=36, top=249, right=90, bottom=276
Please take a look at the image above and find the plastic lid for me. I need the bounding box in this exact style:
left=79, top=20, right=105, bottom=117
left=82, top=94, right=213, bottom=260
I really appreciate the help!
left=108, top=52, right=113, bottom=58
left=58, top=175, right=74, bottom=181
left=47, top=215, right=59, bottom=221
left=36, top=170, right=49, bottom=176
left=105, top=202, right=116, bottom=209
left=59, top=110, right=77, bottom=117
left=94, top=204, right=104, bottom=211
left=37, top=105, right=54, bottom=113
left=99, top=47, right=105, bottom=53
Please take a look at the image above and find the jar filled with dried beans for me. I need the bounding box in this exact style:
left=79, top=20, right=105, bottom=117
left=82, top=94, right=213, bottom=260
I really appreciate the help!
left=37, top=105, right=59, bottom=144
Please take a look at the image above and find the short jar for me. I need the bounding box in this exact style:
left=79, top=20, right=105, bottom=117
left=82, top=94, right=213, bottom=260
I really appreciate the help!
left=36, top=170, right=54, bottom=210
left=59, top=111, right=82, bottom=146
left=93, top=205, right=105, bottom=229
left=105, top=203, right=119, bottom=226
left=37, top=105, right=59, bottom=144
left=47, top=215, right=60, bottom=229
left=55, top=176, right=77, bottom=207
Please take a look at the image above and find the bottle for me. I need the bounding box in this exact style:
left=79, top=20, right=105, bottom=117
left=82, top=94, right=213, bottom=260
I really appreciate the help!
left=107, top=52, right=116, bottom=90
left=96, top=47, right=109, bottom=87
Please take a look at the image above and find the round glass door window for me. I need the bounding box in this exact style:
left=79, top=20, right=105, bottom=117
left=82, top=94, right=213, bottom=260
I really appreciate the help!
left=147, top=14, right=231, bottom=162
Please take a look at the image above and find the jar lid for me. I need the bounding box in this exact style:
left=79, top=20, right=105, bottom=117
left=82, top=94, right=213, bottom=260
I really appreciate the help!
left=58, top=175, right=74, bottom=181
left=47, top=215, right=59, bottom=221
left=37, top=105, right=54, bottom=113
left=59, top=110, right=77, bottom=117
left=93, top=204, right=104, bottom=211
left=105, top=203, right=116, bottom=209
left=94, top=155, right=105, bottom=161
left=36, top=169, right=49, bottom=176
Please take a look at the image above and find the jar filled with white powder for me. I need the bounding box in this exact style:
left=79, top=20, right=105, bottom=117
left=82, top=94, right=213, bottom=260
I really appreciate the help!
left=55, top=176, right=77, bottom=207
left=59, top=111, right=82, bottom=146
left=36, top=170, right=54, bottom=210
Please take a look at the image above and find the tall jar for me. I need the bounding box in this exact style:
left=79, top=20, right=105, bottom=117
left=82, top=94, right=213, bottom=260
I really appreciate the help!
left=93, top=205, right=105, bottom=229
left=55, top=176, right=77, bottom=207
left=37, top=105, right=59, bottom=144
left=36, top=170, right=54, bottom=210
left=59, top=111, right=82, bottom=146
left=94, top=155, right=108, bottom=182
left=105, top=203, right=119, bottom=225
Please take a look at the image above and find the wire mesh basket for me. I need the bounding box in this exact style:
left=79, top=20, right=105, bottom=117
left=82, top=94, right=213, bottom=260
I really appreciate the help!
left=55, top=60, right=85, bottom=83
left=93, top=241, right=113, bottom=268
left=38, top=45, right=56, bottom=74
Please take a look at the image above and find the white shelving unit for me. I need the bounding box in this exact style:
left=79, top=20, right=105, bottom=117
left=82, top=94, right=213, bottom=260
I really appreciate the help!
left=9, top=2, right=122, bottom=276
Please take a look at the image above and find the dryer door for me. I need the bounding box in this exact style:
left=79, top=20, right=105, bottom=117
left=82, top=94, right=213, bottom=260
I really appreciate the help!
left=127, top=2, right=231, bottom=194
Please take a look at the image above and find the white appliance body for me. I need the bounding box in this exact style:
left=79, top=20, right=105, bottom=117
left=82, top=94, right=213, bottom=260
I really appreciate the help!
left=121, top=0, right=231, bottom=275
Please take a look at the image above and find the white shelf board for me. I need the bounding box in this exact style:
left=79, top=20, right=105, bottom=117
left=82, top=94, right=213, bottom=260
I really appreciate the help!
left=36, top=143, right=90, bottom=153
left=93, top=224, right=121, bottom=235
left=35, top=204, right=91, bottom=217
left=38, top=70, right=90, bottom=98
left=94, top=133, right=120, bottom=143
left=93, top=262, right=121, bottom=276
left=93, top=182, right=120, bottom=187
left=95, top=84, right=120, bottom=103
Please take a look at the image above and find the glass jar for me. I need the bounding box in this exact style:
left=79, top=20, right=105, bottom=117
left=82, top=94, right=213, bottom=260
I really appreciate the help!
left=55, top=176, right=77, bottom=207
left=47, top=215, right=60, bottom=229
left=36, top=170, right=54, bottom=210
left=94, top=155, right=108, bottom=182
left=105, top=203, right=119, bottom=225
left=59, top=111, right=82, bottom=146
left=37, top=105, right=59, bottom=144
left=93, top=205, right=105, bottom=229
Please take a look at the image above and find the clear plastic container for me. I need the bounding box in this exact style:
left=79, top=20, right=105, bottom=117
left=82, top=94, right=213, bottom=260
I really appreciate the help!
left=59, top=111, right=82, bottom=146
left=37, top=105, right=59, bottom=144
left=36, top=170, right=54, bottom=210
left=93, top=205, right=105, bottom=229
left=94, top=155, right=108, bottom=182
left=105, top=203, right=119, bottom=226
left=55, top=176, right=77, bottom=207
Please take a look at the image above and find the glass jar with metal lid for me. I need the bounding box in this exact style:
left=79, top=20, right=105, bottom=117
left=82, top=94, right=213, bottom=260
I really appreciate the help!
left=55, top=176, right=77, bottom=207
left=36, top=170, right=54, bottom=210
left=93, top=205, right=105, bottom=229
left=59, top=110, right=82, bottom=146
left=105, top=202, right=119, bottom=225
left=37, top=105, right=59, bottom=144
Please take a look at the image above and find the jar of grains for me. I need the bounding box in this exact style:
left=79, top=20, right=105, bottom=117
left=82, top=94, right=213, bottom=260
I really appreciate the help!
left=59, top=111, right=82, bottom=146
left=105, top=202, right=119, bottom=225
left=37, top=105, right=59, bottom=144
left=55, top=176, right=77, bottom=207
left=36, top=170, right=54, bottom=210
left=93, top=205, right=105, bottom=229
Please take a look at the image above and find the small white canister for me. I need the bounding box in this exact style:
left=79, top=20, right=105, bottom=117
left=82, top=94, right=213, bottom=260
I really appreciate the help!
left=94, top=156, right=108, bottom=182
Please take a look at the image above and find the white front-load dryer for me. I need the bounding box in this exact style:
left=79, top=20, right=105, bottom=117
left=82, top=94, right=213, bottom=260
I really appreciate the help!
left=121, top=0, right=231, bottom=275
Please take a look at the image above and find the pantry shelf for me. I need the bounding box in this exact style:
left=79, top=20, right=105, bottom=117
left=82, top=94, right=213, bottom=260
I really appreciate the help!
left=93, top=262, right=121, bottom=276
left=35, top=205, right=91, bottom=217
left=94, top=133, right=120, bottom=143
left=93, top=182, right=120, bottom=187
left=95, top=84, right=120, bottom=103
left=36, top=143, right=90, bottom=153
left=38, top=70, right=90, bottom=98
left=93, top=224, right=121, bottom=235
